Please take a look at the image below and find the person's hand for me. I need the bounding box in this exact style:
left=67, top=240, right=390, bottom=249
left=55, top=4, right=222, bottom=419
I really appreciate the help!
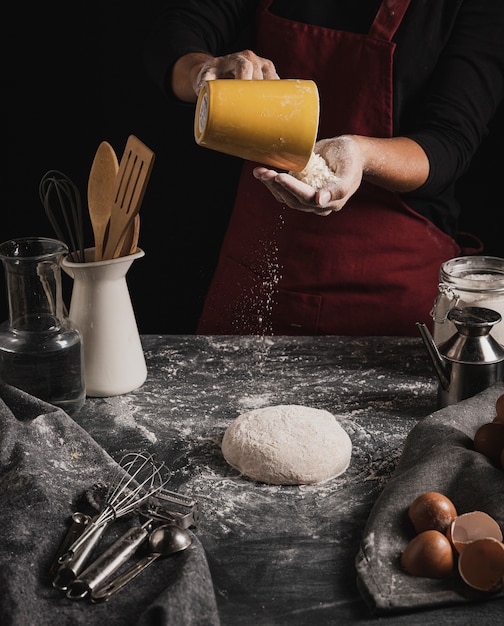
left=253, top=136, right=365, bottom=216
left=194, top=49, right=279, bottom=95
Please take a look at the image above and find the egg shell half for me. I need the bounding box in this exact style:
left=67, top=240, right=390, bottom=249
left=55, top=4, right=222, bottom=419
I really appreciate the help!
left=458, top=537, right=504, bottom=592
left=447, top=511, right=503, bottom=554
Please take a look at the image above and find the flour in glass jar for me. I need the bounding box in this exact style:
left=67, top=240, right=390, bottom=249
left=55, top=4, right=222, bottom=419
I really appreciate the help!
left=432, top=259, right=504, bottom=346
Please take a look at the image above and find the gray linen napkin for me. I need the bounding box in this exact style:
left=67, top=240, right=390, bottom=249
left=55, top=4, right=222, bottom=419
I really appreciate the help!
left=0, top=382, right=220, bottom=626
left=355, top=381, right=504, bottom=614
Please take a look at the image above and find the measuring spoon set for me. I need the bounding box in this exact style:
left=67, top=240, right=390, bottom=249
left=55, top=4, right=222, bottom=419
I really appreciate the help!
left=50, top=487, right=199, bottom=603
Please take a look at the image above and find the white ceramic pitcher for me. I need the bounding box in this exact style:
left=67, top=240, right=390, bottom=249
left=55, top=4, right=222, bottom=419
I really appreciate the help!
left=62, top=248, right=147, bottom=397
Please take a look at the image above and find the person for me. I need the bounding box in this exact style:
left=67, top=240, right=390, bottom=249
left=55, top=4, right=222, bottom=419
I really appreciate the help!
left=143, top=0, right=504, bottom=335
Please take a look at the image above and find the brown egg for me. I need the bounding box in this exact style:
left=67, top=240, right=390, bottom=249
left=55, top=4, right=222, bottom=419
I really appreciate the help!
left=401, top=530, right=454, bottom=578
left=495, top=393, right=504, bottom=419
left=447, top=511, right=503, bottom=554
left=458, top=537, right=504, bottom=592
left=473, top=422, right=504, bottom=465
left=408, top=492, right=458, bottom=534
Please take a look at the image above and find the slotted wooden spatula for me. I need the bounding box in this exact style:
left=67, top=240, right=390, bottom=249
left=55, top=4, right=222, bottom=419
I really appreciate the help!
left=102, top=135, right=155, bottom=260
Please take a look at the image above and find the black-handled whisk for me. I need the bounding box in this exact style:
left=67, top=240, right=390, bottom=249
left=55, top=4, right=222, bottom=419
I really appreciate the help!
left=39, top=169, right=85, bottom=263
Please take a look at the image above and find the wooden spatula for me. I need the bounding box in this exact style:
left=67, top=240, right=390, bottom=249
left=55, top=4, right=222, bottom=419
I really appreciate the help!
left=117, top=214, right=140, bottom=256
left=102, top=135, right=155, bottom=260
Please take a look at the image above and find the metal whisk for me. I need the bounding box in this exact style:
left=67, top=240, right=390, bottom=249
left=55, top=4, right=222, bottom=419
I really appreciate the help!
left=61, top=452, right=171, bottom=560
left=39, top=169, right=85, bottom=263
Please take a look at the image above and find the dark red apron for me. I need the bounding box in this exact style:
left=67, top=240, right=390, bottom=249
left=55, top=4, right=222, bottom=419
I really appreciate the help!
left=197, top=0, right=460, bottom=336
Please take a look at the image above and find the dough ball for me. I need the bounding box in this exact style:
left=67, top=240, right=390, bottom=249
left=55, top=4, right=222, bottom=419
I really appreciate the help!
left=289, top=152, right=339, bottom=189
left=221, top=404, right=352, bottom=485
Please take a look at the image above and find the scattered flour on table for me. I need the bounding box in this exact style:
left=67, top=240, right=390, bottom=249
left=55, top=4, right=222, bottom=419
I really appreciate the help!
left=102, top=396, right=157, bottom=443
left=237, top=393, right=277, bottom=411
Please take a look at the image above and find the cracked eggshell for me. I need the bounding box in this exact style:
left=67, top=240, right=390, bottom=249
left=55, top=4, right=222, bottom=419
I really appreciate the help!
left=458, top=537, right=504, bottom=592
left=447, top=511, right=503, bottom=554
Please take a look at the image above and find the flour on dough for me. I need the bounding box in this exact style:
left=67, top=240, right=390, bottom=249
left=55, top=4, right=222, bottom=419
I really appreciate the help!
left=221, top=404, right=352, bottom=485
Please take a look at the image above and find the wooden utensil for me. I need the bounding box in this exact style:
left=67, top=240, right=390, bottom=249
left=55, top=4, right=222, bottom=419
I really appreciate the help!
left=101, top=135, right=155, bottom=260
left=117, top=214, right=140, bottom=257
left=87, top=141, right=119, bottom=262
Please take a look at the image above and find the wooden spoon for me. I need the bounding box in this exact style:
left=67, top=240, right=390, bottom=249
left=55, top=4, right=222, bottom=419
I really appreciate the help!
left=87, top=141, right=119, bottom=261
left=101, top=135, right=155, bottom=260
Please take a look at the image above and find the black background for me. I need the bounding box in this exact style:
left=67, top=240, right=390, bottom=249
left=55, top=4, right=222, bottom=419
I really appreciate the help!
left=3, top=3, right=503, bottom=334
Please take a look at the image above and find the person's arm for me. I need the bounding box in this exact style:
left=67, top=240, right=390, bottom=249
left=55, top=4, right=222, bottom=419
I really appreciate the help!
left=254, top=0, right=504, bottom=217
left=345, top=135, right=429, bottom=193
left=171, top=50, right=279, bottom=102
left=171, top=53, right=214, bottom=102
left=143, top=0, right=258, bottom=101
left=401, top=0, right=504, bottom=198
left=253, top=134, right=429, bottom=216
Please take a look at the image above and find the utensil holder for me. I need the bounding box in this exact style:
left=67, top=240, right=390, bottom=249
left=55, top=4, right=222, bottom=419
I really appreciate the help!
left=62, top=248, right=146, bottom=397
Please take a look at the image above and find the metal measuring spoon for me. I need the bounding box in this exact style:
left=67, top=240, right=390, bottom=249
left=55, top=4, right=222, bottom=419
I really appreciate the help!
left=66, top=522, right=151, bottom=600
left=50, top=512, right=91, bottom=577
left=90, top=523, right=192, bottom=603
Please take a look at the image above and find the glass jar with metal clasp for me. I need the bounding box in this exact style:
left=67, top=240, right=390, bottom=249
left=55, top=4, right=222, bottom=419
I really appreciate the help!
left=431, top=256, right=504, bottom=347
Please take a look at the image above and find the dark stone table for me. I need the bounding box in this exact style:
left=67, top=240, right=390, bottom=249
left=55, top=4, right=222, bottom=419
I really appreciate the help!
left=73, top=335, right=504, bottom=625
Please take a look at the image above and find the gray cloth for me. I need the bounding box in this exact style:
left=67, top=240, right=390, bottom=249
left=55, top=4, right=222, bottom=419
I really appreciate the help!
left=0, top=382, right=220, bottom=626
left=356, top=381, right=504, bottom=614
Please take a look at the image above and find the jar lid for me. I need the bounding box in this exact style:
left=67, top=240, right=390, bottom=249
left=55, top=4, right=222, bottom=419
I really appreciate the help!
left=440, top=256, right=504, bottom=292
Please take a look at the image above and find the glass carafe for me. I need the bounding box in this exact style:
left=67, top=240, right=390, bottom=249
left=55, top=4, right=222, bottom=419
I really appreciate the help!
left=0, top=237, right=85, bottom=415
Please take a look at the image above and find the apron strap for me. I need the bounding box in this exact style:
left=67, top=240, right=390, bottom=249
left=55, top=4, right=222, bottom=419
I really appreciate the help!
left=457, top=231, right=484, bottom=256
left=259, top=0, right=411, bottom=43
left=370, top=0, right=412, bottom=41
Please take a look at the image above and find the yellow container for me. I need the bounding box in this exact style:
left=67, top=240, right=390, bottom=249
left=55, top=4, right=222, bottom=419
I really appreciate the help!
left=194, top=79, right=319, bottom=171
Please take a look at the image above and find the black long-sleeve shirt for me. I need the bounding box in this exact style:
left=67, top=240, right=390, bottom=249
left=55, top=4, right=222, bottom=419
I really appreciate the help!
left=143, top=0, right=504, bottom=238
